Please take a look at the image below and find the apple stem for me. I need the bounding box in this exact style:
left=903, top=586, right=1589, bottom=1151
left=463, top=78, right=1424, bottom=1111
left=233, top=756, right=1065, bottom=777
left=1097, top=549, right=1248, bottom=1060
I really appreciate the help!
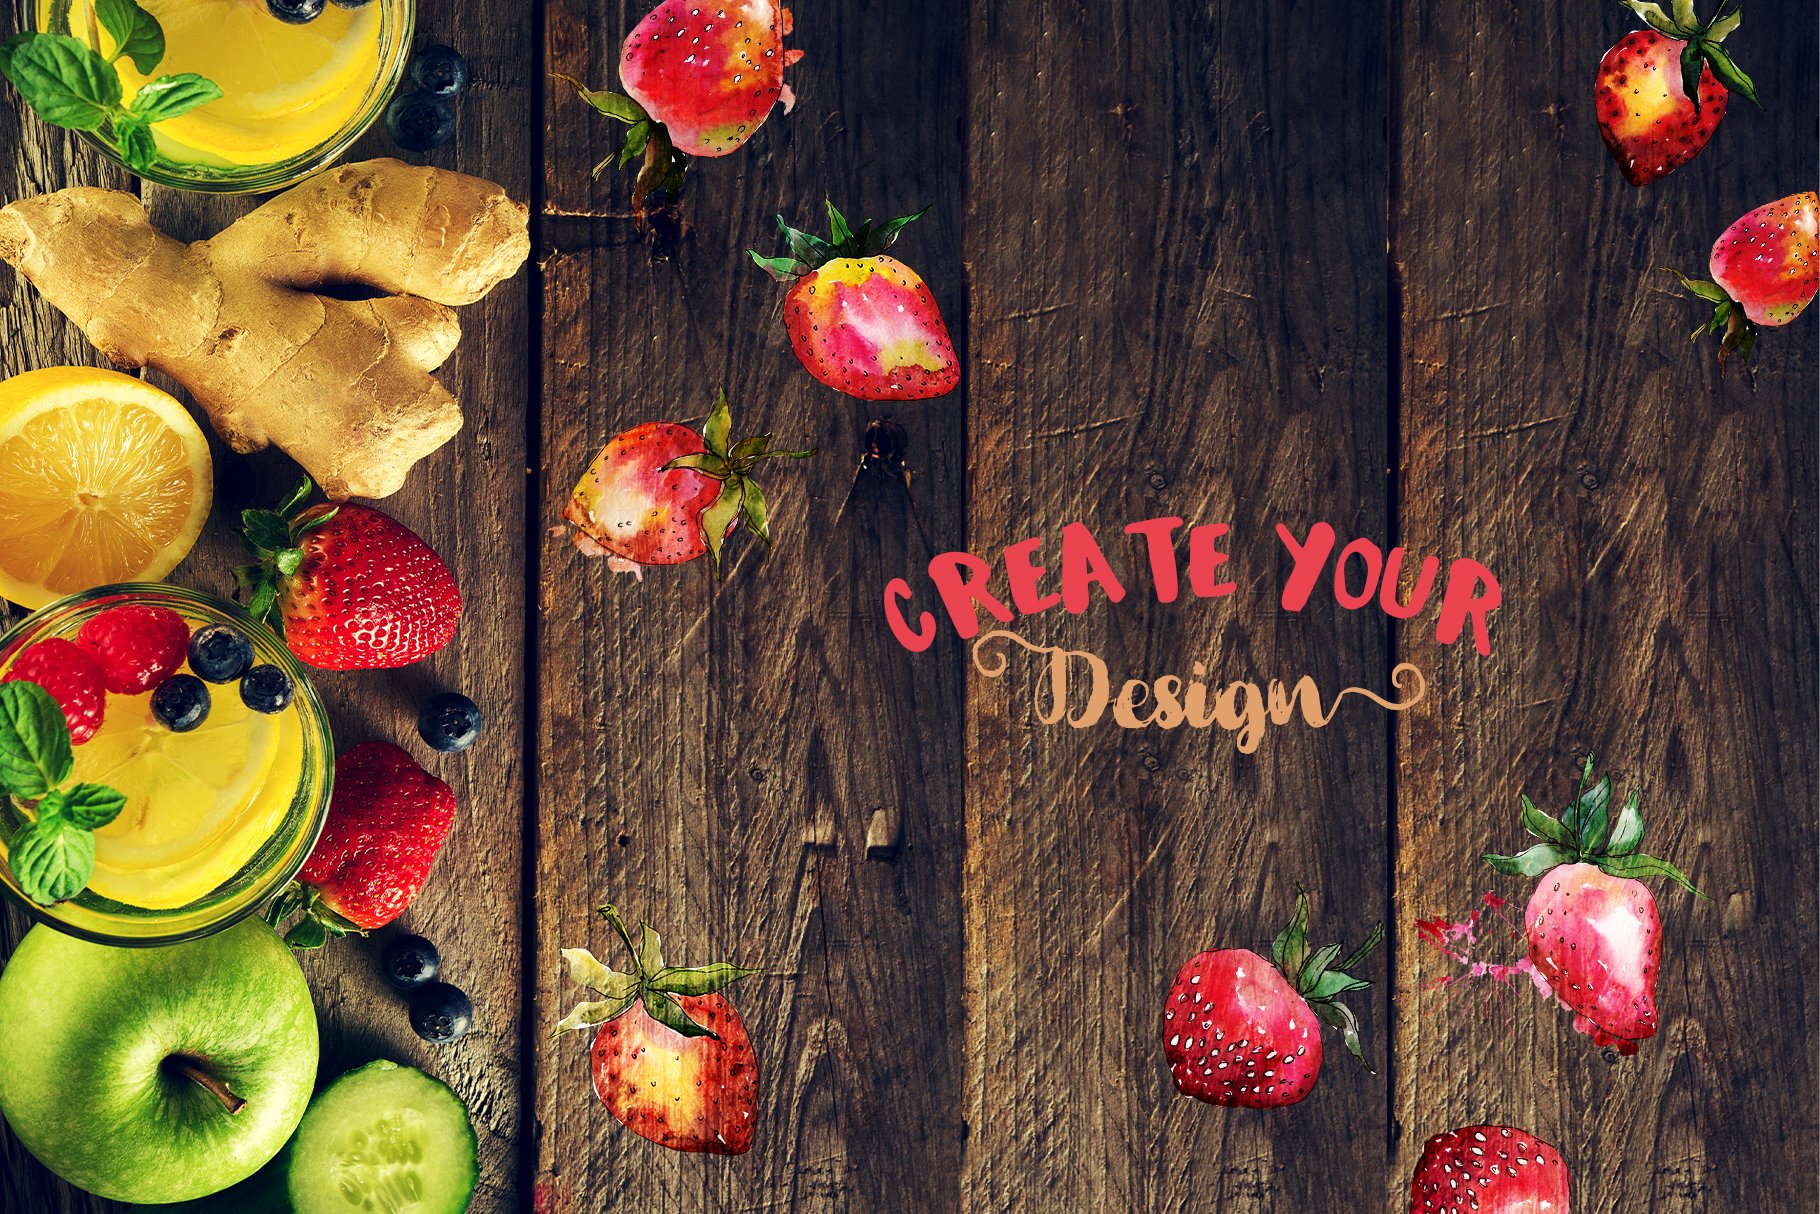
left=168, top=1055, right=247, bottom=1115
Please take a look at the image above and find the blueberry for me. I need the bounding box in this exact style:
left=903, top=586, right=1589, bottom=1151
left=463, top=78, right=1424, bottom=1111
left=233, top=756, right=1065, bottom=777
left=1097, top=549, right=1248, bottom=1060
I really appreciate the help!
left=385, top=92, right=455, bottom=153
left=409, top=982, right=473, bottom=1044
left=188, top=624, right=253, bottom=684
left=417, top=692, right=482, bottom=753
left=266, top=0, right=326, bottom=22
left=239, top=664, right=294, bottom=714
left=151, top=675, right=210, bottom=732
left=409, top=45, right=470, bottom=97
left=381, top=934, right=442, bottom=991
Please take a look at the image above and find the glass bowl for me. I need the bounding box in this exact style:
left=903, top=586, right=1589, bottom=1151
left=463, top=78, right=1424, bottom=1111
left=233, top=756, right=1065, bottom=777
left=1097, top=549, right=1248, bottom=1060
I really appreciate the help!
left=0, top=584, right=333, bottom=945
left=18, top=0, right=416, bottom=194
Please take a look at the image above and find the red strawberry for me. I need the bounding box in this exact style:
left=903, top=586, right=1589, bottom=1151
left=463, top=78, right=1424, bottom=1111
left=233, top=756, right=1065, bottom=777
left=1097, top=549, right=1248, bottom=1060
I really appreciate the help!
left=1164, top=890, right=1382, bottom=1109
left=559, top=1, right=802, bottom=215
left=751, top=204, right=961, bottom=401
left=1594, top=0, right=1762, bottom=189
left=283, top=742, right=457, bottom=940
left=1408, top=1124, right=1571, bottom=1214
left=1674, top=192, right=1819, bottom=370
left=237, top=479, right=460, bottom=670
left=74, top=604, right=189, bottom=695
left=2, top=638, right=104, bottom=744
left=557, top=905, right=759, bottom=1155
left=559, top=390, right=812, bottom=572
left=1486, top=755, right=1702, bottom=1055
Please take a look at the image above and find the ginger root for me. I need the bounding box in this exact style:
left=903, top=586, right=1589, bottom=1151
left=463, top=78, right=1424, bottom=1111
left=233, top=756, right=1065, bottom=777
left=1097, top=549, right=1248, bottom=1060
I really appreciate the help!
left=0, top=158, right=529, bottom=500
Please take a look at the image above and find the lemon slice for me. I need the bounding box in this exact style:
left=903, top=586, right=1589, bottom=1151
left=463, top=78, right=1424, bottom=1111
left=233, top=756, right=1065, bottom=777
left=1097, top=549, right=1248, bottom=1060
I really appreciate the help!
left=0, top=367, right=212, bottom=609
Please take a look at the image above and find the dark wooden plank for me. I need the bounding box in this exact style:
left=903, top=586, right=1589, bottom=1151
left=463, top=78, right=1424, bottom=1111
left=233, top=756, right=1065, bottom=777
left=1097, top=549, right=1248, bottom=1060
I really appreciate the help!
left=533, top=1, right=968, bottom=1210
left=961, top=1, right=1392, bottom=1208
left=0, top=5, right=534, bottom=1211
left=1392, top=1, right=1818, bottom=1209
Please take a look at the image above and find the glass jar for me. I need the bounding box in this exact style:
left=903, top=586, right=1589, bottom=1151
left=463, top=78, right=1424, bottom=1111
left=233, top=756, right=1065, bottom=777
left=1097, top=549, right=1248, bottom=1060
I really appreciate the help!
left=18, top=0, right=415, bottom=193
left=0, top=584, right=333, bottom=944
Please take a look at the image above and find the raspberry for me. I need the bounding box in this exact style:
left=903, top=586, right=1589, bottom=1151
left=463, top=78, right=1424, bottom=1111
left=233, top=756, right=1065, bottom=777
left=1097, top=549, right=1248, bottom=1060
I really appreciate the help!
left=2, top=639, right=106, bottom=744
left=75, top=605, right=191, bottom=695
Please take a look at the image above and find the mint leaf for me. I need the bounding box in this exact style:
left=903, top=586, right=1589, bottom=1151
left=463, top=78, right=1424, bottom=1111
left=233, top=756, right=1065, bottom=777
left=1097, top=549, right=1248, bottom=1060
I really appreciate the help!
left=10, top=816, right=94, bottom=905
left=96, top=0, right=164, bottom=75
left=60, top=783, right=126, bottom=830
left=0, top=681, right=74, bottom=799
left=115, top=115, right=155, bottom=174
left=129, top=72, right=220, bottom=124
left=1, top=34, right=122, bottom=130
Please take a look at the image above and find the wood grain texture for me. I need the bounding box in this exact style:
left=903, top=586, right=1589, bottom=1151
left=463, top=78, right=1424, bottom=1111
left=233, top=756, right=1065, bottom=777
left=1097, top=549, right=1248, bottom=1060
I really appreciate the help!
left=0, top=1, right=1815, bottom=1211
left=532, top=2, right=967, bottom=1211
left=960, top=1, right=1392, bottom=1210
left=1391, top=2, right=1818, bottom=1210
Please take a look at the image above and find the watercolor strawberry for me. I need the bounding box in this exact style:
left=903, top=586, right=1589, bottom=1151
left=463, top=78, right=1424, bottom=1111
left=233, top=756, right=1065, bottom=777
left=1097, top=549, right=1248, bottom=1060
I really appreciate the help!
left=1673, top=191, right=1818, bottom=370
left=267, top=741, right=459, bottom=947
left=1595, top=1, right=1759, bottom=187
left=750, top=203, right=960, bottom=401
left=237, top=479, right=460, bottom=671
left=559, top=0, right=802, bottom=214
left=1408, top=1124, right=1571, bottom=1214
left=556, top=905, right=760, bottom=1155
left=559, top=390, right=811, bottom=574
left=1485, top=754, right=1703, bottom=1055
left=1163, top=889, right=1383, bottom=1109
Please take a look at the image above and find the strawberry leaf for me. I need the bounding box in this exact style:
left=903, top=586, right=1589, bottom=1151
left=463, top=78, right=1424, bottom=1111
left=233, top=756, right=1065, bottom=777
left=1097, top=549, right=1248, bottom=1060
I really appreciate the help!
left=1485, top=842, right=1572, bottom=878
left=697, top=485, right=744, bottom=575
left=738, top=478, right=771, bottom=545
left=651, top=962, right=760, bottom=997
left=551, top=992, right=637, bottom=1037
left=1599, top=851, right=1705, bottom=898
left=1700, top=42, right=1760, bottom=107
left=1272, top=889, right=1312, bottom=980
left=1577, top=775, right=1612, bottom=853
left=730, top=435, right=773, bottom=460
left=825, top=200, right=853, bottom=246
left=1313, top=998, right=1373, bottom=1073
left=702, top=390, right=733, bottom=459
left=1620, top=1, right=1682, bottom=36
left=284, top=917, right=329, bottom=950
left=554, top=73, right=646, bottom=124
left=561, top=947, right=639, bottom=999
left=1678, top=41, right=1707, bottom=116
left=1307, top=970, right=1372, bottom=1000
left=1334, top=921, right=1386, bottom=974
left=640, top=988, right=717, bottom=1040
left=1520, top=794, right=1573, bottom=848
left=1298, top=943, right=1343, bottom=992
left=748, top=251, right=802, bottom=280
left=1607, top=788, right=1645, bottom=855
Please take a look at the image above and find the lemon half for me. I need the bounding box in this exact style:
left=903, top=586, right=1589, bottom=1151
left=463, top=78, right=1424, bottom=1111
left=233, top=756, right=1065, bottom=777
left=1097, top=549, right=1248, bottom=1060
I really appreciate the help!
left=0, top=367, right=213, bottom=609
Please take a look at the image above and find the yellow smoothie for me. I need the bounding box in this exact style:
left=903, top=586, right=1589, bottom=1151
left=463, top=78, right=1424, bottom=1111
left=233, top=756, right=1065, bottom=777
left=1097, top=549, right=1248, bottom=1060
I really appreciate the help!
left=43, top=0, right=385, bottom=166
left=69, top=679, right=305, bottom=909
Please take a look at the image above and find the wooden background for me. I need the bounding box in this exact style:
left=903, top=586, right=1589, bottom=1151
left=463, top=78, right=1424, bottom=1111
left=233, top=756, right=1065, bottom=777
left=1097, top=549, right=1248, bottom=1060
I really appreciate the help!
left=1, top=0, right=1814, bottom=1210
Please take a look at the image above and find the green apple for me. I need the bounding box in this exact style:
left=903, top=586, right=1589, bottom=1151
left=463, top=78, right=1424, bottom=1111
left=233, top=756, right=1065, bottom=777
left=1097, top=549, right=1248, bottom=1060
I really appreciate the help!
left=0, top=918, right=318, bottom=1204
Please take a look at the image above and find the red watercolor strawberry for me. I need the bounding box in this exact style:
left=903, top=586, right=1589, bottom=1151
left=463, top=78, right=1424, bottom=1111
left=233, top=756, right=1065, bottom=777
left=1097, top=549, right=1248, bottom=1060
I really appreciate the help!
left=751, top=203, right=960, bottom=401
left=1, top=638, right=105, bottom=744
left=1408, top=1124, right=1571, bottom=1214
left=1594, top=1, right=1759, bottom=188
left=74, top=604, right=189, bottom=695
left=1486, top=755, right=1702, bottom=1055
left=556, top=905, right=759, bottom=1155
left=237, top=479, right=460, bottom=670
left=560, top=0, right=802, bottom=214
left=559, top=390, right=811, bottom=573
left=1673, top=191, right=1818, bottom=370
left=1163, top=889, right=1382, bottom=1109
left=273, top=742, right=458, bottom=946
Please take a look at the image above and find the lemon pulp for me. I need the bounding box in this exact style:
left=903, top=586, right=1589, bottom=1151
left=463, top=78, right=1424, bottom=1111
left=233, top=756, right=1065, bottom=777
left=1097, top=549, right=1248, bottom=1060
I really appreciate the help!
left=0, top=368, right=212, bottom=610
left=70, top=672, right=305, bottom=909
left=44, top=0, right=385, bottom=166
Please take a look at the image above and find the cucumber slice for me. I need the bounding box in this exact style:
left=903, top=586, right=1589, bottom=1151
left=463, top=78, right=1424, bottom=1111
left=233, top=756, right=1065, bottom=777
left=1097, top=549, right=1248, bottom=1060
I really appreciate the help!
left=286, top=1060, right=477, bottom=1214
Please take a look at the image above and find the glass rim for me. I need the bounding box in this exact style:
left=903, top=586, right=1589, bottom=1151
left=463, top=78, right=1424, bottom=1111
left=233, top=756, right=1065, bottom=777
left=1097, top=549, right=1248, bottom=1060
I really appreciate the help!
left=0, top=582, right=334, bottom=947
left=17, top=0, right=418, bottom=195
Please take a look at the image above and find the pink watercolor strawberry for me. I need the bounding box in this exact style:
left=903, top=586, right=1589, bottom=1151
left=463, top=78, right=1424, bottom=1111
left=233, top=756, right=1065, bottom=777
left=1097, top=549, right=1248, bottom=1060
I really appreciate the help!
left=1408, top=1124, right=1571, bottom=1213
left=558, top=390, right=812, bottom=573
left=555, top=905, right=760, bottom=1155
left=1594, top=1, right=1759, bottom=187
left=1163, top=889, right=1382, bottom=1109
left=1673, top=191, right=1818, bottom=370
left=750, top=203, right=960, bottom=401
left=1485, top=755, right=1703, bottom=1055
left=560, top=1, right=802, bottom=214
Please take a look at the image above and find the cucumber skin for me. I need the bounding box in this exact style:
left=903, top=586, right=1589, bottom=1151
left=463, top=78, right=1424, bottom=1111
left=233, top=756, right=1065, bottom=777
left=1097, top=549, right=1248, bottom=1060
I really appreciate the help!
left=286, top=1060, right=479, bottom=1214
